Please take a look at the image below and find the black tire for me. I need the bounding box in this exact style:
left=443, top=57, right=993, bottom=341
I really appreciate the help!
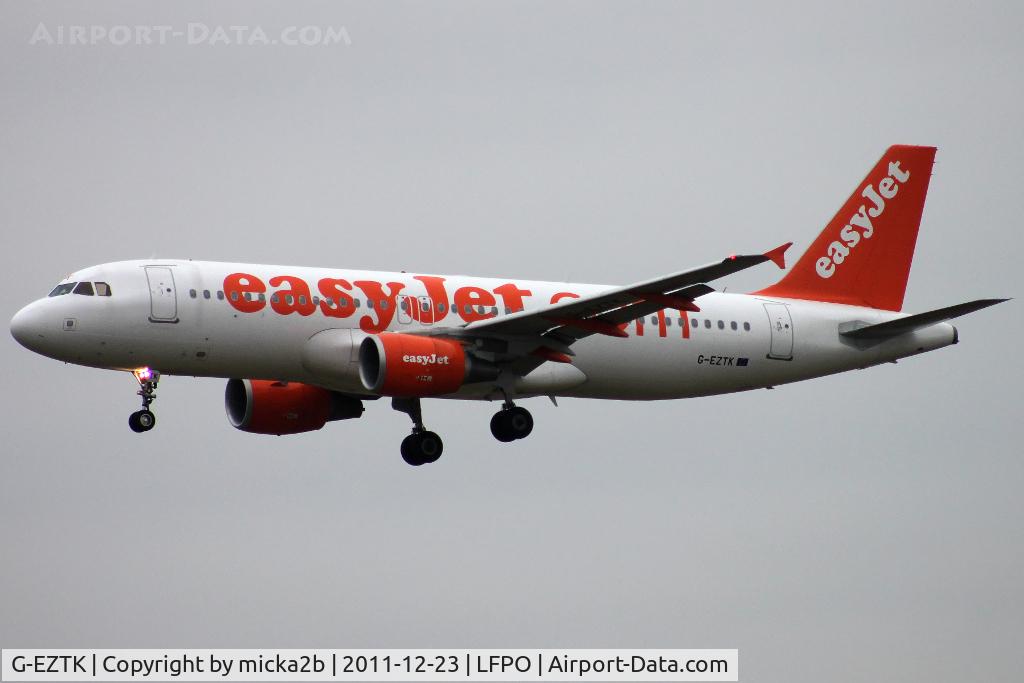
left=401, top=434, right=424, bottom=466
left=506, top=407, right=533, bottom=439
left=137, top=410, right=156, bottom=431
left=128, top=411, right=145, bottom=433
left=418, top=431, right=443, bottom=463
left=490, top=411, right=516, bottom=442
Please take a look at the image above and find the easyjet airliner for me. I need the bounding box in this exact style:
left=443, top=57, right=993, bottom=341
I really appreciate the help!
left=10, top=145, right=1007, bottom=465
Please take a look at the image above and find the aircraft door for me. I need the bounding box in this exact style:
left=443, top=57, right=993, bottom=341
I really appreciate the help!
left=396, top=295, right=436, bottom=325
left=418, top=296, right=433, bottom=326
left=398, top=296, right=414, bottom=324
left=764, top=302, right=793, bottom=360
left=145, top=266, right=179, bottom=323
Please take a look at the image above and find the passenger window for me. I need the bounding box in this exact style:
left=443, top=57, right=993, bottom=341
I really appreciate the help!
left=94, top=282, right=112, bottom=296
left=217, top=291, right=224, bottom=300
left=285, top=295, right=294, bottom=305
left=340, top=298, right=348, bottom=307
left=299, top=295, right=307, bottom=305
left=354, top=299, right=361, bottom=308
left=73, top=282, right=94, bottom=296
left=189, top=289, right=197, bottom=298
left=230, top=292, right=239, bottom=301
left=691, top=318, right=697, bottom=327
left=731, top=321, right=738, bottom=330
left=422, top=301, right=430, bottom=313
left=666, top=317, right=672, bottom=327
left=743, top=322, right=750, bottom=331
left=400, top=300, right=409, bottom=312
left=649, top=316, right=657, bottom=324
left=367, top=300, right=375, bottom=309
left=203, top=290, right=210, bottom=299
left=49, top=283, right=76, bottom=297
left=704, top=319, right=711, bottom=329
left=244, top=293, right=252, bottom=301
left=380, top=300, right=388, bottom=310
left=312, top=296, right=319, bottom=306
left=258, top=293, right=265, bottom=302
left=717, top=320, right=724, bottom=330
left=271, top=294, right=280, bottom=304
left=464, top=305, right=471, bottom=314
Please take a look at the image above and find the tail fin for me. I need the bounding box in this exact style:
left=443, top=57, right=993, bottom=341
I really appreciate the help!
left=755, top=145, right=937, bottom=311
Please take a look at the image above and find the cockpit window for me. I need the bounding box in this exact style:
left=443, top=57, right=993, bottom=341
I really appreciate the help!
left=94, top=282, right=112, bottom=296
left=48, top=282, right=76, bottom=297
left=73, top=282, right=95, bottom=296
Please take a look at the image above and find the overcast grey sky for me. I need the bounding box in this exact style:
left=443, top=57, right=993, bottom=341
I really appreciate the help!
left=1, top=2, right=1021, bottom=681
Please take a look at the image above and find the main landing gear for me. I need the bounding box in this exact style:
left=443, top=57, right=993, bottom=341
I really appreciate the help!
left=390, top=396, right=535, bottom=466
left=392, top=397, right=443, bottom=467
left=128, top=367, right=160, bottom=433
left=490, top=400, right=534, bottom=443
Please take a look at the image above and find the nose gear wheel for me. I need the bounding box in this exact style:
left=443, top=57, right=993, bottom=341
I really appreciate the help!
left=128, top=368, right=160, bottom=433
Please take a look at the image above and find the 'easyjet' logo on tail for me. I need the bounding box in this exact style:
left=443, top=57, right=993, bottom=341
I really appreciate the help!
left=816, top=160, right=911, bottom=279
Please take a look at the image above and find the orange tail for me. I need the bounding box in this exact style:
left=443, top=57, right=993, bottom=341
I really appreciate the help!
left=755, top=145, right=936, bottom=311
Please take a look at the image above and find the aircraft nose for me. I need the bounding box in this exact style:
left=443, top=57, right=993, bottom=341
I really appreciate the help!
left=10, top=301, right=48, bottom=352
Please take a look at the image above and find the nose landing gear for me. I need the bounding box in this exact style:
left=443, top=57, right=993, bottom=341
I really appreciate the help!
left=392, top=397, right=443, bottom=466
left=129, top=368, right=160, bottom=433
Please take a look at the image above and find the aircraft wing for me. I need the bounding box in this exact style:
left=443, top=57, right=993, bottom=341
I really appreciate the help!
left=421, top=242, right=791, bottom=370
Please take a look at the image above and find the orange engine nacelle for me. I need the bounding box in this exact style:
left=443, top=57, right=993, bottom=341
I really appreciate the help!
left=225, top=379, right=364, bottom=435
left=359, top=333, right=497, bottom=397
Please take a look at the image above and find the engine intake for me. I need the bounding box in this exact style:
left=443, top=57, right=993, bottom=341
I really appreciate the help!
left=225, top=379, right=364, bottom=435
left=358, top=333, right=498, bottom=397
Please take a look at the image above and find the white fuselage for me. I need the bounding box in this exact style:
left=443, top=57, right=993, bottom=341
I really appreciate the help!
left=10, top=259, right=957, bottom=400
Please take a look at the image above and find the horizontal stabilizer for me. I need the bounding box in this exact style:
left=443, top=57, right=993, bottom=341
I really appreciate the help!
left=840, top=299, right=1008, bottom=340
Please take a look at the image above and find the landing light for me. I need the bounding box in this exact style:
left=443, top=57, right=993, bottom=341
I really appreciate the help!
left=134, top=367, right=153, bottom=381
